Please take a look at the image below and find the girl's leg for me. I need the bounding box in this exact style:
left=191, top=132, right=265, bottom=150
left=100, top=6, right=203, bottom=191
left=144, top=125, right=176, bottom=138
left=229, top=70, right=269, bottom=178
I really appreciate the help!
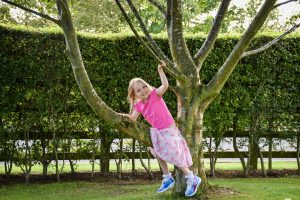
left=156, top=157, right=175, bottom=193
left=157, top=156, right=170, bottom=175
left=178, top=167, right=191, bottom=176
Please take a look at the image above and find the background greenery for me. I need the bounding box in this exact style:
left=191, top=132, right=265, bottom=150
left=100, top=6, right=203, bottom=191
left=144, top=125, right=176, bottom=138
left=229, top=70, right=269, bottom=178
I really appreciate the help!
left=0, top=24, right=299, bottom=179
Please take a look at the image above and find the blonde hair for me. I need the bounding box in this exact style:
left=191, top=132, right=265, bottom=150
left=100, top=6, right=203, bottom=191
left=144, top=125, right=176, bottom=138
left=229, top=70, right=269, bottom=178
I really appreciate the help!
left=127, top=78, right=153, bottom=114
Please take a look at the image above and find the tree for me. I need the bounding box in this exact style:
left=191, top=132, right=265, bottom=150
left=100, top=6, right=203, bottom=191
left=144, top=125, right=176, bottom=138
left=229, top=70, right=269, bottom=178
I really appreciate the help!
left=2, top=0, right=300, bottom=196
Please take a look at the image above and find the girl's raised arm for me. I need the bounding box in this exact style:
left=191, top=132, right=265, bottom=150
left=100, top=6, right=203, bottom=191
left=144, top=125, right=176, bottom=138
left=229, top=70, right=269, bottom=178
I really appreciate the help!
left=156, top=60, right=169, bottom=96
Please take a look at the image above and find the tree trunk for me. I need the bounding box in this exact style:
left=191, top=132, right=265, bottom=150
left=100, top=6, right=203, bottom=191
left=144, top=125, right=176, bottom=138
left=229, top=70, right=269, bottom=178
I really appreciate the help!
left=297, top=133, right=300, bottom=175
left=232, top=110, right=247, bottom=175
left=41, top=136, right=50, bottom=177
left=116, top=138, right=123, bottom=179
left=174, top=100, right=208, bottom=196
left=132, top=139, right=137, bottom=176
left=209, top=137, right=213, bottom=175
left=67, top=138, right=75, bottom=174
left=3, top=143, right=14, bottom=178
left=268, top=137, right=273, bottom=171
left=233, top=131, right=247, bottom=175
left=211, top=138, right=221, bottom=177
left=258, top=144, right=267, bottom=177
left=54, top=139, right=60, bottom=183
left=25, top=172, right=30, bottom=185
left=250, top=140, right=259, bottom=170
left=139, top=142, right=154, bottom=179
left=24, top=131, right=32, bottom=185
left=69, top=159, right=75, bottom=173
left=100, top=133, right=113, bottom=175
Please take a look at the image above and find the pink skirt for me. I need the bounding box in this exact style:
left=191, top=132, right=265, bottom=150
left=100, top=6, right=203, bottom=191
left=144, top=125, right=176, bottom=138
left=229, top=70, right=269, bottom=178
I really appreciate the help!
left=149, top=125, right=193, bottom=168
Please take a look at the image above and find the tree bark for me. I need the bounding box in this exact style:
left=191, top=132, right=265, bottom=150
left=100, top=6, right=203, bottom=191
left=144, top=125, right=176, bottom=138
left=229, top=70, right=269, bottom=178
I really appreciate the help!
left=297, top=133, right=300, bottom=175
left=139, top=142, right=154, bottom=179
left=100, top=132, right=113, bottom=174
left=132, top=139, right=137, bottom=176
left=268, top=137, right=273, bottom=171
left=211, top=138, right=221, bottom=177
left=258, top=146, right=267, bottom=177
left=250, top=140, right=259, bottom=170
left=232, top=113, right=247, bottom=175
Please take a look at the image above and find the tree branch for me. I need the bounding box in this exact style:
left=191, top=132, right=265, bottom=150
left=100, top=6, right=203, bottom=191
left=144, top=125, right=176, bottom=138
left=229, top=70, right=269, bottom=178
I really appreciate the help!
left=1, top=0, right=61, bottom=26
left=147, top=0, right=166, bottom=18
left=115, top=0, right=161, bottom=62
left=193, top=0, right=231, bottom=69
left=274, top=0, right=297, bottom=9
left=124, top=0, right=187, bottom=83
left=167, top=0, right=197, bottom=78
left=125, top=0, right=171, bottom=65
left=241, top=22, right=300, bottom=58
left=205, top=0, right=277, bottom=106
left=55, top=0, right=152, bottom=145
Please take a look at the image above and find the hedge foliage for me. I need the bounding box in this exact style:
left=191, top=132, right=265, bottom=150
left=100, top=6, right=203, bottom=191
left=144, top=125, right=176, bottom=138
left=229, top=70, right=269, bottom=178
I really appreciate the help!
left=0, top=24, right=299, bottom=139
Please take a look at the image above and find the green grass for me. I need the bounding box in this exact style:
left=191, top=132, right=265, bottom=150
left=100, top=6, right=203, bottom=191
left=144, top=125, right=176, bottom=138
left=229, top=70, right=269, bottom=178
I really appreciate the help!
left=209, top=178, right=300, bottom=200
left=0, top=161, right=297, bottom=175
left=0, top=177, right=299, bottom=200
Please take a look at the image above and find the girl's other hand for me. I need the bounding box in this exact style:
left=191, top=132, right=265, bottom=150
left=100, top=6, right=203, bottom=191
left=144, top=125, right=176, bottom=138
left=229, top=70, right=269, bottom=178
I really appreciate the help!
left=158, top=60, right=166, bottom=71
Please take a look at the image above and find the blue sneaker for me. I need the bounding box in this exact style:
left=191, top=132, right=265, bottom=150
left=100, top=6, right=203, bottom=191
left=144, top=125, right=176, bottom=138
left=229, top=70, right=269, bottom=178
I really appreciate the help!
left=185, top=175, right=201, bottom=197
left=157, top=175, right=175, bottom=193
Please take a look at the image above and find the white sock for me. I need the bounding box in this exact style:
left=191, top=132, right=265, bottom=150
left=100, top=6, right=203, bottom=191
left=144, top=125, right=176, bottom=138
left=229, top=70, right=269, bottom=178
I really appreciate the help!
left=163, top=173, right=172, bottom=179
left=185, top=172, right=194, bottom=180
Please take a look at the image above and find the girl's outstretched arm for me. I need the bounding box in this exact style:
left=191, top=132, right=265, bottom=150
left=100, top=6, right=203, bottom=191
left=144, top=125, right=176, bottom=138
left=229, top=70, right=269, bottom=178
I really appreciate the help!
left=156, top=60, right=169, bottom=96
left=119, top=110, right=140, bottom=122
left=129, top=109, right=140, bottom=122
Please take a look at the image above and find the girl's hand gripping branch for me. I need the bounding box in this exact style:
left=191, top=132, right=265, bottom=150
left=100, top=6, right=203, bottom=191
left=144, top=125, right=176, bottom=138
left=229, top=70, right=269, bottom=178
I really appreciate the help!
left=157, top=60, right=169, bottom=96
left=119, top=111, right=140, bottom=122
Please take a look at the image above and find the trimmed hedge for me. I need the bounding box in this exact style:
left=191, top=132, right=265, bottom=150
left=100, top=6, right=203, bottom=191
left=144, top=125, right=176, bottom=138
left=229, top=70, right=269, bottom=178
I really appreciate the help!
left=0, top=24, right=299, bottom=137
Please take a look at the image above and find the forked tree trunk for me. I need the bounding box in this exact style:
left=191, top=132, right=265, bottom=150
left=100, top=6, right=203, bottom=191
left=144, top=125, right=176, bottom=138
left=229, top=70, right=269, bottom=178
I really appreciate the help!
left=174, top=98, right=208, bottom=195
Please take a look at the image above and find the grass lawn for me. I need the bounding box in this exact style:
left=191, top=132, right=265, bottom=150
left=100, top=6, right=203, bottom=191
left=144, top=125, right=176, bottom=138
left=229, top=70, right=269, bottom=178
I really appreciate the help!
left=0, top=177, right=299, bottom=200
left=0, top=161, right=297, bottom=174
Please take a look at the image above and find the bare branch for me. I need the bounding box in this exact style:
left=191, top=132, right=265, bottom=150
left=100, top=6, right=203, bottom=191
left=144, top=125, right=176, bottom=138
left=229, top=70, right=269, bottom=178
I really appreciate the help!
left=147, top=0, right=166, bottom=18
left=167, top=0, right=197, bottom=78
left=193, top=0, right=231, bottom=69
left=115, top=0, right=160, bottom=62
left=205, top=0, right=277, bottom=104
left=242, top=22, right=300, bottom=58
left=274, top=0, right=297, bottom=9
left=125, top=0, right=172, bottom=65
left=124, top=0, right=187, bottom=83
left=1, top=0, right=61, bottom=26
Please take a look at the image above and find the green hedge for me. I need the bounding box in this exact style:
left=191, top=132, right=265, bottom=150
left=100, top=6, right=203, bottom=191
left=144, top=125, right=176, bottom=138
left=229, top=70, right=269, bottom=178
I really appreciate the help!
left=0, top=24, right=299, bottom=138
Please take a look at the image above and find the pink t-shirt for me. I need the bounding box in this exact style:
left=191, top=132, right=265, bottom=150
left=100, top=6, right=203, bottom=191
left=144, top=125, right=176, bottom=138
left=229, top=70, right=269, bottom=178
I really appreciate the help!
left=134, top=89, right=175, bottom=130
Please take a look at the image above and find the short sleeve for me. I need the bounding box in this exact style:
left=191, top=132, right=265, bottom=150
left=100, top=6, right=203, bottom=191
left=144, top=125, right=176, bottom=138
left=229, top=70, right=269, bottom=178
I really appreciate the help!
left=152, top=88, right=162, bottom=100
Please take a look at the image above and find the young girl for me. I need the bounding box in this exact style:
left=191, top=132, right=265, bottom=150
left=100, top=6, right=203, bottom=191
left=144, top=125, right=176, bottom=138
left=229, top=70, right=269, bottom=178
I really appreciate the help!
left=125, top=61, right=201, bottom=197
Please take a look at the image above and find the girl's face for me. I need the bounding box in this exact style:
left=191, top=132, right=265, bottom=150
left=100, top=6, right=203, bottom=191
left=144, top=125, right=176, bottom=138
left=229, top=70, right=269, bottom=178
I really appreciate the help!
left=133, top=81, right=150, bottom=101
